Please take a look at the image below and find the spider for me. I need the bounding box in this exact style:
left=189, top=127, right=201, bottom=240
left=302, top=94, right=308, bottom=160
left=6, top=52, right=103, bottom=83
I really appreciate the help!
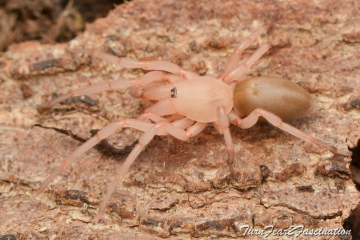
left=34, top=26, right=351, bottom=224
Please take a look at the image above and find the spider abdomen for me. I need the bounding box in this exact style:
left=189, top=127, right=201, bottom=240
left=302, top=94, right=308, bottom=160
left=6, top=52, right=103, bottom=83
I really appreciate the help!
left=233, top=76, right=313, bottom=121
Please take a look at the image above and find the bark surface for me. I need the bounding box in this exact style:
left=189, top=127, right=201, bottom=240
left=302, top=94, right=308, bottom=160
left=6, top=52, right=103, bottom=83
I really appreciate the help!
left=1, top=0, right=360, bottom=239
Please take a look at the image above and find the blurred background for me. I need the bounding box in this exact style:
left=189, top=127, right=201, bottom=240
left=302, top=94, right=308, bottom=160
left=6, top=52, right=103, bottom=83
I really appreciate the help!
left=0, top=0, right=127, bottom=51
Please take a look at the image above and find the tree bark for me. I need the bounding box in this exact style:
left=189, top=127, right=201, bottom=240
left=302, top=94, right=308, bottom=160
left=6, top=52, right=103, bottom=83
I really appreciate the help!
left=1, top=0, right=359, bottom=239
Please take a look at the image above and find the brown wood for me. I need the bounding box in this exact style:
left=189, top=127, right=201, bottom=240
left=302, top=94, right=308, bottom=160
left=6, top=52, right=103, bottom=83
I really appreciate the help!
left=1, top=0, right=359, bottom=239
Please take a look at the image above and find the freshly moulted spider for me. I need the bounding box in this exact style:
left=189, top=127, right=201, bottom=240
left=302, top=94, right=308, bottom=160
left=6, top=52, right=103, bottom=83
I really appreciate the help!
left=34, top=26, right=351, bottom=224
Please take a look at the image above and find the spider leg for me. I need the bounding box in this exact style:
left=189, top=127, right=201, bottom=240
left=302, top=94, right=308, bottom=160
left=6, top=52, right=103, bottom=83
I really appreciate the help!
left=212, top=121, right=222, bottom=134
left=93, top=122, right=163, bottom=224
left=217, top=106, right=235, bottom=176
left=164, top=121, right=207, bottom=141
left=228, top=110, right=243, bottom=126
left=94, top=119, right=206, bottom=224
left=230, top=108, right=351, bottom=156
left=171, top=117, right=196, bottom=129
left=220, top=25, right=267, bottom=79
left=70, top=48, right=199, bottom=79
left=139, top=112, right=195, bottom=128
left=40, top=71, right=184, bottom=110
left=33, top=119, right=154, bottom=197
left=222, top=43, right=270, bottom=83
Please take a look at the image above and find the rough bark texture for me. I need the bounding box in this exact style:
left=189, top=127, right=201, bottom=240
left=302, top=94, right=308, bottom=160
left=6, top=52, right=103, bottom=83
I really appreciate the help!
left=1, top=0, right=360, bottom=239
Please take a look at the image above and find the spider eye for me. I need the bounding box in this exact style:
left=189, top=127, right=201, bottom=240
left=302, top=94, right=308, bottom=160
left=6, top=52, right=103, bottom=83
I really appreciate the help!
left=171, top=87, right=177, bottom=98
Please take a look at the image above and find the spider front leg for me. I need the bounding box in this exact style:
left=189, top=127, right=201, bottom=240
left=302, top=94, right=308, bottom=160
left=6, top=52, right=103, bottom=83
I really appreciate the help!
left=70, top=48, right=199, bottom=79
left=40, top=71, right=185, bottom=111
left=228, top=109, right=352, bottom=156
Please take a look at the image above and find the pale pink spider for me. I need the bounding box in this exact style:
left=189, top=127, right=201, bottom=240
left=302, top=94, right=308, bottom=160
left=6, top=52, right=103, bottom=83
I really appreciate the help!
left=35, top=26, right=351, bottom=224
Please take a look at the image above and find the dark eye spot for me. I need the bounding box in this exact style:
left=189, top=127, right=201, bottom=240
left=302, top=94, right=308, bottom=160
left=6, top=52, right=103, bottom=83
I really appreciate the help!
left=171, top=87, right=177, bottom=98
